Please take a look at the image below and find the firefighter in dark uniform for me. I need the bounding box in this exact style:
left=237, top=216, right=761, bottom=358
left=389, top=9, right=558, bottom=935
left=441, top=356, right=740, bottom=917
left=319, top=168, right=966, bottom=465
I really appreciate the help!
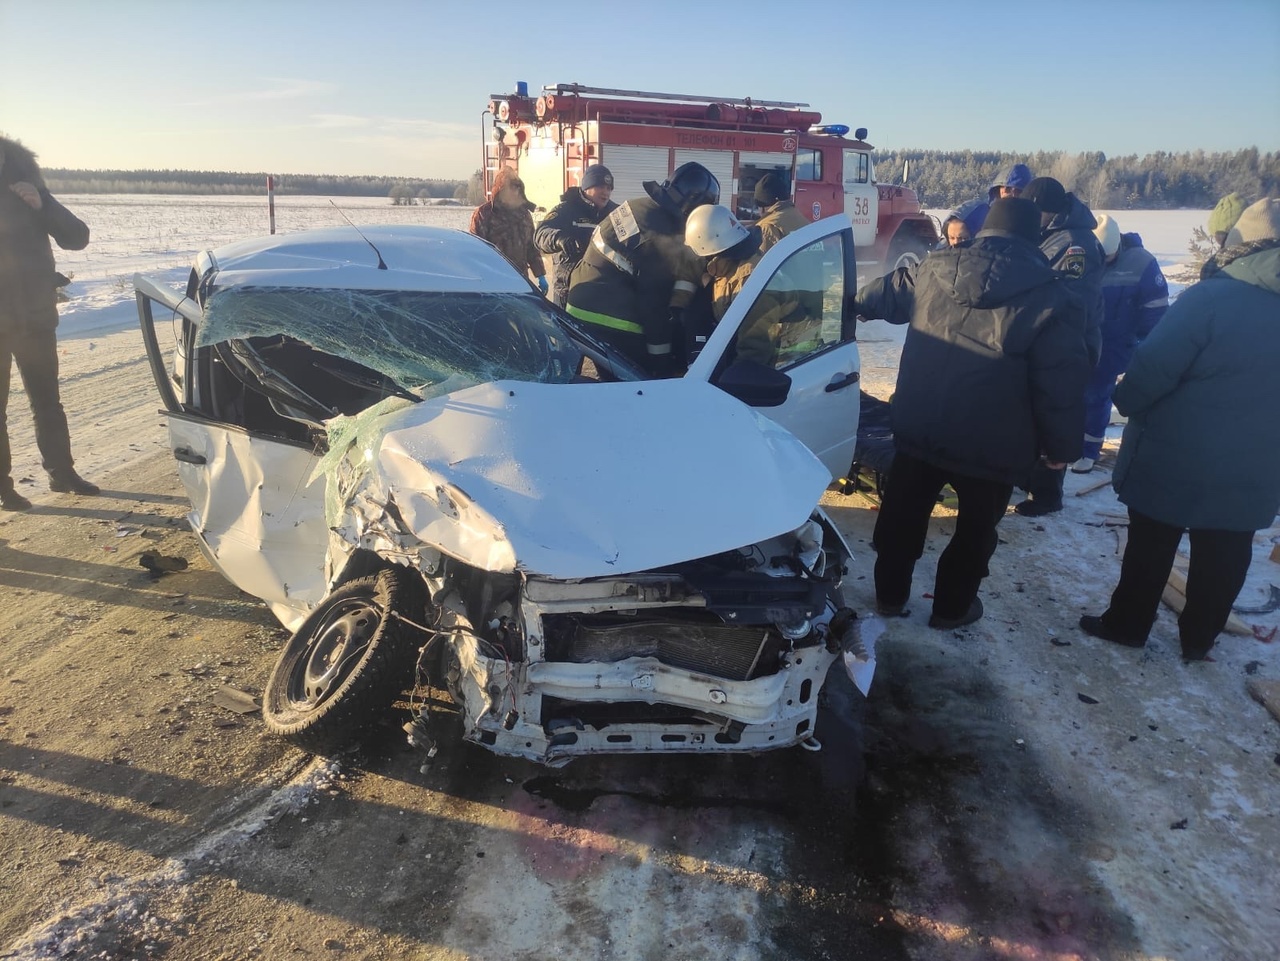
left=565, top=162, right=719, bottom=377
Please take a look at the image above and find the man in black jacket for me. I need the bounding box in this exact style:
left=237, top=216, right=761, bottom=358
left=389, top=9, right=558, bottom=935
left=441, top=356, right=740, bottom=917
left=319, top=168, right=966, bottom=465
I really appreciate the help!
left=852, top=198, right=1088, bottom=629
left=535, top=164, right=618, bottom=308
left=0, top=135, right=97, bottom=511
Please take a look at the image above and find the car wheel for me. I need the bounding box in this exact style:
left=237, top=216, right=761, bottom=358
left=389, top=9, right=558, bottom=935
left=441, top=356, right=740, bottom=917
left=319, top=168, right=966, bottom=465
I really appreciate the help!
left=263, top=568, right=423, bottom=754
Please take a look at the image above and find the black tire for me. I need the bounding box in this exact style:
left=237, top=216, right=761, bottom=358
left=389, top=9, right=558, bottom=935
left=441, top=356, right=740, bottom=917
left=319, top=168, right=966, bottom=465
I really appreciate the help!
left=887, top=235, right=930, bottom=273
left=263, top=568, right=422, bottom=754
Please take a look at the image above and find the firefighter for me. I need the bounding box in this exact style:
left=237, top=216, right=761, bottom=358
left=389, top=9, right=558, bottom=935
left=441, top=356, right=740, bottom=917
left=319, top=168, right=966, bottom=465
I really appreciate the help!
left=534, top=164, right=618, bottom=308
left=685, top=204, right=815, bottom=369
left=753, top=171, right=807, bottom=254
left=565, top=162, right=719, bottom=377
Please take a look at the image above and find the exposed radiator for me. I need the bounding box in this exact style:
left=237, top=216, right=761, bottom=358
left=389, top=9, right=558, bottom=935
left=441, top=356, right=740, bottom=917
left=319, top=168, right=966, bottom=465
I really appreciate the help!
left=545, top=616, right=779, bottom=681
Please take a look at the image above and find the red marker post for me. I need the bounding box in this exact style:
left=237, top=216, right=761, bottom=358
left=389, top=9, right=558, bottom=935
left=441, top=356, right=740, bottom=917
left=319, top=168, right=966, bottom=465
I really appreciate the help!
left=267, top=175, right=276, bottom=234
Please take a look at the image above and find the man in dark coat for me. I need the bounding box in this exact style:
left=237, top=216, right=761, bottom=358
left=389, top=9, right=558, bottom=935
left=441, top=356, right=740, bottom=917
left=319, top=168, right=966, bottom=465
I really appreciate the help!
left=852, top=198, right=1089, bottom=629
left=753, top=171, right=807, bottom=254
left=565, top=162, right=718, bottom=377
left=534, top=164, right=617, bottom=308
left=0, top=135, right=98, bottom=511
left=1080, top=199, right=1280, bottom=662
left=1014, top=176, right=1105, bottom=515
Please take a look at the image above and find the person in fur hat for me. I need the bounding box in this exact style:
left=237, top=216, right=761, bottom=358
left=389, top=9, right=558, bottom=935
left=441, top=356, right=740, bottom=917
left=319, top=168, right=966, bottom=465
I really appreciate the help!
left=469, top=167, right=547, bottom=292
left=0, top=134, right=98, bottom=511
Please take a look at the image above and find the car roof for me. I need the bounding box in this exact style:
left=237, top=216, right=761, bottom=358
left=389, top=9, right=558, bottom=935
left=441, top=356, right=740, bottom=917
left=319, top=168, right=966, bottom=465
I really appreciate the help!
left=200, top=225, right=534, bottom=294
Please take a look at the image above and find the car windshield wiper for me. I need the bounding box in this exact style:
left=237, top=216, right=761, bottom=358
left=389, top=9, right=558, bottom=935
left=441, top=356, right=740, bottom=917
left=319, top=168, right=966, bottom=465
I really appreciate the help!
left=317, top=363, right=421, bottom=404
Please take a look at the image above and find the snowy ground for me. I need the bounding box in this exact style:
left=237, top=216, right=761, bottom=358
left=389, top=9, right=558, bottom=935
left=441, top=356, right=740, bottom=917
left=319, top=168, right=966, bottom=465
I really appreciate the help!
left=4, top=196, right=1277, bottom=959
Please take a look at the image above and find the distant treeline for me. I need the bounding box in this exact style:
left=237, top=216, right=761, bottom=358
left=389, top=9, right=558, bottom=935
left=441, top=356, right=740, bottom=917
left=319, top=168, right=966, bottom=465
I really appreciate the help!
left=42, top=148, right=1278, bottom=210
left=880, top=148, right=1278, bottom=211
left=42, top=168, right=467, bottom=199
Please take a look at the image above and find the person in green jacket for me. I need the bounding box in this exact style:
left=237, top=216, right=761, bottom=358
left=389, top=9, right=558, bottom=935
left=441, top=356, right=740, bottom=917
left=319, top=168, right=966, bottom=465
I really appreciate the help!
left=1080, top=199, right=1280, bottom=662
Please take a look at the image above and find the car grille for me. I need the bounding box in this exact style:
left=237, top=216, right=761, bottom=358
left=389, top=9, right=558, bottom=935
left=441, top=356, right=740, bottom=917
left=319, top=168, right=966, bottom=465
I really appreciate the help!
left=543, top=615, right=783, bottom=681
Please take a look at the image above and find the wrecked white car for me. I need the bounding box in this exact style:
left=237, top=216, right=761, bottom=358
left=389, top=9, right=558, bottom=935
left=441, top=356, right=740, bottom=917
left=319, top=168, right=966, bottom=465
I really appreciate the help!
left=134, top=219, right=872, bottom=765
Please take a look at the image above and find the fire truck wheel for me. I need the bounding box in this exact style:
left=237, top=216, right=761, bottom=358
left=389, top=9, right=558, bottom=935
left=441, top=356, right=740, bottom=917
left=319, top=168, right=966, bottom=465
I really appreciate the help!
left=888, top=236, right=930, bottom=273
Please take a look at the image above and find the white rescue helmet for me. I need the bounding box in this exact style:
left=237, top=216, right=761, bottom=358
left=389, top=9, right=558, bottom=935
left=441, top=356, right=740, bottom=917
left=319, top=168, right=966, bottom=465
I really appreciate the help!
left=685, top=204, right=751, bottom=257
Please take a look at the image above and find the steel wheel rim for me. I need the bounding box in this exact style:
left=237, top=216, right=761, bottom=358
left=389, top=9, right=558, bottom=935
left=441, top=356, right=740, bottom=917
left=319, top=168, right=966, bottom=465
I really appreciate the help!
left=286, top=597, right=383, bottom=711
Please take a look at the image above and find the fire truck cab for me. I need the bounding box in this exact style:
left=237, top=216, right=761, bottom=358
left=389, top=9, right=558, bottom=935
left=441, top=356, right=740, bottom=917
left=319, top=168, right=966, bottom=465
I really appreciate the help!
left=483, top=82, right=938, bottom=278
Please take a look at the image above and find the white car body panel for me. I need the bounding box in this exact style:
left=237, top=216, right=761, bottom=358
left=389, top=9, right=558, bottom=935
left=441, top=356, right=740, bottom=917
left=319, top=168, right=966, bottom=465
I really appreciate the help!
left=335, top=378, right=831, bottom=581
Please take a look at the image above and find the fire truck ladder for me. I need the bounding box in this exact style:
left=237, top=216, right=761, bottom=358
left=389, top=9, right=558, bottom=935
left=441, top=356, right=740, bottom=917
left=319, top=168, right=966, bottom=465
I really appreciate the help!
left=543, top=83, right=810, bottom=110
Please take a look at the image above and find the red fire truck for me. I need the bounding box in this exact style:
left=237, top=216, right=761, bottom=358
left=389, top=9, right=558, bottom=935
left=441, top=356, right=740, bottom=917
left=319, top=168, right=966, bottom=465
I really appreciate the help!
left=482, top=82, right=938, bottom=277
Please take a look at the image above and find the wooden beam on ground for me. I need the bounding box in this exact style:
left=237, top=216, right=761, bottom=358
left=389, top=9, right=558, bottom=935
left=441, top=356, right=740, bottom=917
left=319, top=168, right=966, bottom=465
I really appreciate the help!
left=1163, top=566, right=1253, bottom=636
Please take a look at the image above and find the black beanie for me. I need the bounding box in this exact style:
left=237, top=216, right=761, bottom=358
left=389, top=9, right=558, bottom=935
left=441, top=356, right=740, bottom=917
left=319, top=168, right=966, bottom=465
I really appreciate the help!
left=1022, top=177, right=1069, bottom=215
left=754, top=171, right=789, bottom=205
left=981, top=197, right=1042, bottom=244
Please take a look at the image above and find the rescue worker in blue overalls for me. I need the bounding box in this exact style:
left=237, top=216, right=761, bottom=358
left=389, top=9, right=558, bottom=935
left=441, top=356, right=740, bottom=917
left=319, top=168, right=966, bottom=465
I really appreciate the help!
left=565, top=162, right=719, bottom=378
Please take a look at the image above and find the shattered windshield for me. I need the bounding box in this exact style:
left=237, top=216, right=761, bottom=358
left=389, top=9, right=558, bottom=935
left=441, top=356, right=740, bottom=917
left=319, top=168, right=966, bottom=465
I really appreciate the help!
left=198, top=287, right=601, bottom=394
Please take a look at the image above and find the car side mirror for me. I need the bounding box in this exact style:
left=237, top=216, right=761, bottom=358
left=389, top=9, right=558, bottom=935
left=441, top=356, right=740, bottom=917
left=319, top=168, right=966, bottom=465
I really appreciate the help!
left=714, top=359, right=792, bottom=408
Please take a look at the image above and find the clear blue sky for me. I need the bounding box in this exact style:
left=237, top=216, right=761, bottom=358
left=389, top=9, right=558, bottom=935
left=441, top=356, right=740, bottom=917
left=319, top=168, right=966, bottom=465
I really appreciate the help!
left=2, top=0, right=1277, bottom=179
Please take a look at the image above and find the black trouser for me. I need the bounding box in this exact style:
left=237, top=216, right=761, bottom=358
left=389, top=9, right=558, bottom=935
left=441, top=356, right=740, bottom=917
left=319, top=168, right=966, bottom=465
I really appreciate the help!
left=1023, top=459, right=1065, bottom=506
left=1100, top=508, right=1254, bottom=659
left=872, top=451, right=1014, bottom=620
left=0, top=324, right=76, bottom=491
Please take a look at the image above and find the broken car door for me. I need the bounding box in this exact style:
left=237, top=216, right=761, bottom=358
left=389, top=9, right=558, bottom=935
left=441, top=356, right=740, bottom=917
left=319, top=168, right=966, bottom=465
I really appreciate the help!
left=135, top=274, right=329, bottom=629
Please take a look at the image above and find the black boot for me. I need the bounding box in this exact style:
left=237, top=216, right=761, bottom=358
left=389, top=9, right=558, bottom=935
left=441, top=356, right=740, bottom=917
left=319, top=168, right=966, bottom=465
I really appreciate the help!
left=1079, top=614, right=1146, bottom=649
left=49, top=471, right=100, bottom=496
left=1, top=488, right=32, bottom=512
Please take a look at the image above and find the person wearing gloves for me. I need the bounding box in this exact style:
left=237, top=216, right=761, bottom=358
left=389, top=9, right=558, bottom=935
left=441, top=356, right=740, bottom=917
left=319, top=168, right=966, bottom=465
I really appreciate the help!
left=1071, top=214, right=1168, bottom=473
left=565, top=162, right=719, bottom=377
left=752, top=171, right=807, bottom=254
left=850, top=198, right=1088, bottom=630
left=534, top=164, right=617, bottom=308
left=469, top=167, right=547, bottom=293
left=1079, top=199, right=1280, bottom=663
left=1, top=135, right=98, bottom=511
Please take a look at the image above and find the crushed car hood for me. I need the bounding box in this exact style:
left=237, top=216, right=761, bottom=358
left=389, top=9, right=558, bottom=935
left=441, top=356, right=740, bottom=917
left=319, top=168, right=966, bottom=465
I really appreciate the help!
left=332, top=377, right=832, bottom=580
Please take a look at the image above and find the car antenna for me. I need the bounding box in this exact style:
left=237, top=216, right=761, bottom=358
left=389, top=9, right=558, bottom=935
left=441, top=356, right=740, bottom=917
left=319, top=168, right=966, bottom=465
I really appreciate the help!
left=328, top=200, right=388, bottom=269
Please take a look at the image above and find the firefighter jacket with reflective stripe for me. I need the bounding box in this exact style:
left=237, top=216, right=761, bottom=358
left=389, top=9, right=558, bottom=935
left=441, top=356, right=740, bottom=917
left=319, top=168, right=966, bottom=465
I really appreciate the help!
left=565, top=196, right=701, bottom=360
left=535, top=188, right=619, bottom=307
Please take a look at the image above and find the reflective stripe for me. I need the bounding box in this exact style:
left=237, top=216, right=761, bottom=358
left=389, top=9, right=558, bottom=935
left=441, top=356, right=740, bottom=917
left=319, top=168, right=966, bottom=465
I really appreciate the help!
left=1084, top=433, right=1105, bottom=443
left=672, top=280, right=697, bottom=293
left=566, top=304, right=644, bottom=335
left=1142, top=296, right=1169, bottom=308
left=646, top=342, right=672, bottom=355
left=592, top=231, right=636, bottom=276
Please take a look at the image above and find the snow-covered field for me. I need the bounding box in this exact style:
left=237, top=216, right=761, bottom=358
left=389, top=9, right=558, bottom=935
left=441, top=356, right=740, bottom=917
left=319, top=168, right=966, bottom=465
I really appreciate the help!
left=52, top=195, right=1202, bottom=340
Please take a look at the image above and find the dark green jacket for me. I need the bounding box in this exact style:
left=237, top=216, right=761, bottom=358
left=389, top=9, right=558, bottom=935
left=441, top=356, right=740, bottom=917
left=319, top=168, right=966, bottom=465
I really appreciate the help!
left=1112, top=242, right=1280, bottom=531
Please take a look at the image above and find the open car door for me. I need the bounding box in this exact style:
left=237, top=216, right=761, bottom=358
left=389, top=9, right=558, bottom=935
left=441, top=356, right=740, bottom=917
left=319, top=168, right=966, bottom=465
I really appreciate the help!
left=686, top=217, right=861, bottom=480
left=135, top=274, right=329, bottom=629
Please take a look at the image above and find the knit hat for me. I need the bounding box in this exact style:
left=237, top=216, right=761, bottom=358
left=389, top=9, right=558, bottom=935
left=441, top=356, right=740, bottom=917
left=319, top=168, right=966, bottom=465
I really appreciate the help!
left=1225, top=198, right=1280, bottom=246
left=1093, top=214, right=1121, bottom=257
left=754, top=171, right=790, bottom=205
left=992, top=163, right=1033, bottom=191
left=1022, top=177, right=1069, bottom=215
left=981, top=197, right=1041, bottom=244
left=580, top=164, right=613, bottom=191
left=1208, top=192, right=1247, bottom=240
